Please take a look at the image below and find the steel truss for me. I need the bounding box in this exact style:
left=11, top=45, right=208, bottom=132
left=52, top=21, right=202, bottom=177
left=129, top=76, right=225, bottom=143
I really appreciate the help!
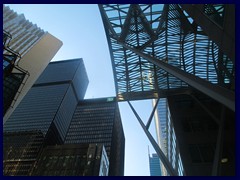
left=99, top=4, right=235, bottom=176
left=99, top=4, right=234, bottom=108
left=127, top=99, right=178, bottom=176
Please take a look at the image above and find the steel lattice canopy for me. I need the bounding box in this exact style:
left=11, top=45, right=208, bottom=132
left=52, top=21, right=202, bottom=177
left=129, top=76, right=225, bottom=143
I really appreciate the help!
left=99, top=4, right=234, bottom=101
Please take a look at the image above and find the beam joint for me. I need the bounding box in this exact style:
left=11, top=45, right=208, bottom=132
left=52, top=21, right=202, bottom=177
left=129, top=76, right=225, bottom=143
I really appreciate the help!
left=119, top=43, right=235, bottom=112
left=146, top=98, right=160, bottom=130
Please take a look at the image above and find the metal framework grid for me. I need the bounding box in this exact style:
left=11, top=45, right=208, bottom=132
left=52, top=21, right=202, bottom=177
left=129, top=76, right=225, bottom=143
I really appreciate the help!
left=99, top=4, right=234, bottom=108
left=99, top=4, right=235, bottom=176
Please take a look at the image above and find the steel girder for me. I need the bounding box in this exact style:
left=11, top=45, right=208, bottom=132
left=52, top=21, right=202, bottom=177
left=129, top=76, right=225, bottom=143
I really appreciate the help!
left=180, top=4, right=235, bottom=65
left=99, top=4, right=235, bottom=176
left=127, top=100, right=178, bottom=176
left=99, top=4, right=235, bottom=110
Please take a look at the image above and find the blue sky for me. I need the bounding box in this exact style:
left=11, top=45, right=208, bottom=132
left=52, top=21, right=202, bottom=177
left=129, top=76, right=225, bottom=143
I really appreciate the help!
left=5, top=4, right=158, bottom=176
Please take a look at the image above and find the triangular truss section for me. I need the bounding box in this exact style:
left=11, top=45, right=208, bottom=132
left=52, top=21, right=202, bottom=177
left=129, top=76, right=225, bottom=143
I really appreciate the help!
left=99, top=4, right=234, bottom=111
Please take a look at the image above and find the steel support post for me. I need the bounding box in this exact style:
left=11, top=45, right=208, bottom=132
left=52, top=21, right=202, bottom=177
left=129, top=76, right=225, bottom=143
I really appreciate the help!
left=212, top=105, right=225, bottom=175
left=127, top=101, right=178, bottom=176
left=120, top=43, right=235, bottom=112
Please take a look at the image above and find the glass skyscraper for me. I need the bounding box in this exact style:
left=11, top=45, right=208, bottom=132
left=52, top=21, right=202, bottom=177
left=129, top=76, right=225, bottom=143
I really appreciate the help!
left=149, top=153, right=162, bottom=176
left=3, top=58, right=89, bottom=175
left=65, top=97, right=125, bottom=176
left=31, top=144, right=109, bottom=176
left=153, top=98, right=184, bottom=176
left=3, top=130, right=45, bottom=176
left=3, top=58, right=125, bottom=176
left=4, top=58, right=89, bottom=145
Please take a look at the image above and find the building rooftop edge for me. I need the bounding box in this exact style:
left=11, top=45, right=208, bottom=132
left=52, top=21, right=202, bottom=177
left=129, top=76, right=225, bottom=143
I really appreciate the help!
left=50, top=58, right=84, bottom=64
left=79, top=97, right=117, bottom=104
left=4, top=4, right=46, bottom=33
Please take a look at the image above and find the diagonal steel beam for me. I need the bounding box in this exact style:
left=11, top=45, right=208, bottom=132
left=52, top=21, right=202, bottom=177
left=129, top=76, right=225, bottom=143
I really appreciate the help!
left=119, top=4, right=157, bottom=49
left=119, top=5, right=134, bottom=42
left=127, top=101, right=178, bottom=176
left=119, top=43, right=235, bottom=112
left=180, top=4, right=235, bottom=64
left=146, top=98, right=160, bottom=130
left=98, top=5, right=119, bottom=40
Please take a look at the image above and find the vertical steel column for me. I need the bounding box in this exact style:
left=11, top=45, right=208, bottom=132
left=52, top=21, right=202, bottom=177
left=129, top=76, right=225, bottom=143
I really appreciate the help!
left=119, top=43, right=235, bottom=112
left=127, top=101, right=178, bottom=176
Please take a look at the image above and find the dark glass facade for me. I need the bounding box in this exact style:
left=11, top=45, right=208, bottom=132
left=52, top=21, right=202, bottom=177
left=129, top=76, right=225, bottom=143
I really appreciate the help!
left=3, top=30, right=28, bottom=116
left=3, top=72, right=26, bottom=115
left=4, top=59, right=89, bottom=145
left=32, top=144, right=109, bottom=176
left=167, top=92, right=235, bottom=176
left=65, top=97, right=125, bottom=176
left=3, top=131, right=45, bottom=176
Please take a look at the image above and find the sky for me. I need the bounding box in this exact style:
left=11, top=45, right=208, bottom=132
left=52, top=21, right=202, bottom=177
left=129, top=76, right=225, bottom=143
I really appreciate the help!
left=5, top=4, right=159, bottom=176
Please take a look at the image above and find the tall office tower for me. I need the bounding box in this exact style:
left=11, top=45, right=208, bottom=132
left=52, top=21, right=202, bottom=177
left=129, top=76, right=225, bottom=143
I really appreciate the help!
left=31, top=144, right=109, bottom=176
left=149, top=153, right=162, bottom=176
left=153, top=98, right=184, bottom=176
left=99, top=4, right=235, bottom=176
left=153, top=99, right=167, bottom=155
left=3, top=5, right=63, bottom=123
left=166, top=103, right=184, bottom=176
left=3, top=130, right=45, bottom=176
left=4, top=59, right=89, bottom=145
left=65, top=97, right=125, bottom=176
